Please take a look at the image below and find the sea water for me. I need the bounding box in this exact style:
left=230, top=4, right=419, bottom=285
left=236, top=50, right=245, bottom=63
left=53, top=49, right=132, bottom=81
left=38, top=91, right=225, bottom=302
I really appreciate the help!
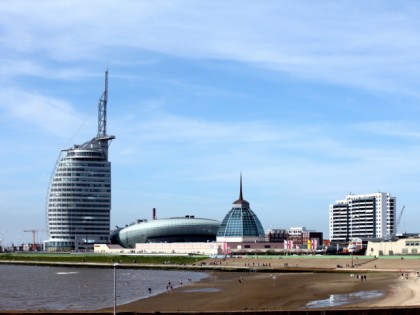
left=0, top=264, right=208, bottom=311
left=306, top=290, right=384, bottom=308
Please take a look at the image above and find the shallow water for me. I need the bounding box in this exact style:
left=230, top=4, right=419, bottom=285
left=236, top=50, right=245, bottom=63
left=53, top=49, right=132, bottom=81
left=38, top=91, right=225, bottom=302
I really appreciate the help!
left=306, top=290, right=384, bottom=308
left=181, top=288, right=221, bottom=293
left=0, top=264, right=208, bottom=310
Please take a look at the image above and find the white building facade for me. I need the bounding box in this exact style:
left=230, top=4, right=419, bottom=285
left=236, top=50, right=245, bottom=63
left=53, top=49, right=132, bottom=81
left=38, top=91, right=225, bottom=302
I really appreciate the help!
left=367, top=238, right=420, bottom=256
left=329, top=193, right=396, bottom=242
left=94, top=243, right=224, bottom=256
left=46, top=70, right=115, bottom=252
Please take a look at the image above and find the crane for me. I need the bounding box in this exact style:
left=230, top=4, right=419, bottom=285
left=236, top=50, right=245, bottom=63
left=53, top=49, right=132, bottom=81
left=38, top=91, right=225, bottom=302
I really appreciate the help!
left=24, top=229, right=38, bottom=251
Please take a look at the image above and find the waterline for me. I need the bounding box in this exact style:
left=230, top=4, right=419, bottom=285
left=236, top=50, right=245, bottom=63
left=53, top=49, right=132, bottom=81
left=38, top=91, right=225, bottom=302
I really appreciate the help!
left=306, top=290, right=384, bottom=308
left=0, top=264, right=208, bottom=311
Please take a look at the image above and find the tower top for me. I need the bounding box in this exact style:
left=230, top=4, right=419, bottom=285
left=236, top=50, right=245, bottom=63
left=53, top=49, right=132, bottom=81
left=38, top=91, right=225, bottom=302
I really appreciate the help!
left=239, top=173, right=243, bottom=201
left=233, top=173, right=249, bottom=207
left=97, top=68, right=108, bottom=138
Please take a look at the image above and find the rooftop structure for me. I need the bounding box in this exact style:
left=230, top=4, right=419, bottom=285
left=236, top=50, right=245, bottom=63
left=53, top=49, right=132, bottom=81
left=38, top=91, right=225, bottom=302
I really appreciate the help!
left=45, top=70, right=115, bottom=252
left=111, top=209, right=220, bottom=248
left=216, top=175, right=265, bottom=242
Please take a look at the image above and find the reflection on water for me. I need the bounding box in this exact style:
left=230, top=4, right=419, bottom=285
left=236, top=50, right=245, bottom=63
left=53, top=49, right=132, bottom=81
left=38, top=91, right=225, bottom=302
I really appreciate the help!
left=0, top=264, right=208, bottom=311
left=306, top=290, right=384, bottom=308
left=181, top=288, right=221, bottom=293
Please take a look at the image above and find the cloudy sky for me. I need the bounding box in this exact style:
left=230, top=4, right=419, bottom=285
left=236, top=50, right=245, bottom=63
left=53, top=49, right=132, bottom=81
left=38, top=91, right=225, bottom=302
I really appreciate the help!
left=1, top=1, right=420, bottom=245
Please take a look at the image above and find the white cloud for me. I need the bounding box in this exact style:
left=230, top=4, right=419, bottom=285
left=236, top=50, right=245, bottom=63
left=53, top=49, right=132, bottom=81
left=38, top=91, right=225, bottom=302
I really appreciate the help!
left=352, top=120, right=420, bottom=140
left=110, top=109, right=420, bottom=179
left=0, top=87, right=90, bottom=139
left=0, top=59, right=101, bottom=85
left=2, top=1, right=420, bottom=242
left=1, top=2, right=420, bottom=97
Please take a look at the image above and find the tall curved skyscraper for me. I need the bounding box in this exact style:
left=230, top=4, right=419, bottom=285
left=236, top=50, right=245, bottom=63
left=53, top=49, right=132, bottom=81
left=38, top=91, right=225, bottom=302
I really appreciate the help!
left=46, top=70, right=115, bottom=251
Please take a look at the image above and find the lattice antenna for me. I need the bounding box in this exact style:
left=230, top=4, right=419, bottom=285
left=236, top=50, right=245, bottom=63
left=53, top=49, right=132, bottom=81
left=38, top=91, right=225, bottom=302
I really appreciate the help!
left=97, top=68, right=108, bottom=137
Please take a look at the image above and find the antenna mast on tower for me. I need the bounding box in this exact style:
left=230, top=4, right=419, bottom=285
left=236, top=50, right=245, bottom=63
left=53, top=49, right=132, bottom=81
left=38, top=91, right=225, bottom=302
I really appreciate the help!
left=239, top=173, right=243, bottom=201
left=97, top=68, right=108, bottom=138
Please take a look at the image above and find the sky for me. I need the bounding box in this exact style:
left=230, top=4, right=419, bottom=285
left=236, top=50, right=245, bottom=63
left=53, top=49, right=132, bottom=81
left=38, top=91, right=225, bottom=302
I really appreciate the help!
left=1, top=1, right=420, bottom=246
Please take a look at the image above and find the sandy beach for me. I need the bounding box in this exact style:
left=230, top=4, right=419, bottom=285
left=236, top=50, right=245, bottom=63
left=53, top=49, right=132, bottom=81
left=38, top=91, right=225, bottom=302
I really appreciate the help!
left=112, top=256, right=420, bottom=313
left=1, top=256, right=419, bottom=314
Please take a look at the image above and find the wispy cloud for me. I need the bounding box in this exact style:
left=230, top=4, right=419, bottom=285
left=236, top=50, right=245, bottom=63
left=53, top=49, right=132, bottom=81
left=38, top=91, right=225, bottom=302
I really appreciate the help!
left=352, top=120, right=420, bottom=140
left=0, top=59, right=95, bottom=83
left=2, top=1, right=420, bottom=242
left=0, top=87, right=89, bottom=139
left=1, top=2, right=420, bottom=97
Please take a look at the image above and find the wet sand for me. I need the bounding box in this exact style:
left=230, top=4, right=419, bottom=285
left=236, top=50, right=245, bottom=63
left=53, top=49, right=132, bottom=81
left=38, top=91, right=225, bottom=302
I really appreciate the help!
left=114, top=256, right=420, bottom=312
left=116, top=272, right=396, bottom=312
left=2, top=256, right=418, bottom=313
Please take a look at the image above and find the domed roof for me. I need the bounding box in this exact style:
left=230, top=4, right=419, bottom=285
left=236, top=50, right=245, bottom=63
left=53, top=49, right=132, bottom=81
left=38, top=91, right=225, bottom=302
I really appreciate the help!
left=217, top=175, right=265, bottom=240
left=112, top=216, right=221, bottom=247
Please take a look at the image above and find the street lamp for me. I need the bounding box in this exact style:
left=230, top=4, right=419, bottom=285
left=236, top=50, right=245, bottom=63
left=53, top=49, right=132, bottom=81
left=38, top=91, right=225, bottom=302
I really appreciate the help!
left=114, top=263, right=119, bottom=315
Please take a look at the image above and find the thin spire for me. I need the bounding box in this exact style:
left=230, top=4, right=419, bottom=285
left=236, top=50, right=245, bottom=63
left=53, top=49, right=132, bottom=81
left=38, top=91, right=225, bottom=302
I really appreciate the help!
left=239, top=173, right=243, bottom=201
left=233, top=172, right=249, bottom=206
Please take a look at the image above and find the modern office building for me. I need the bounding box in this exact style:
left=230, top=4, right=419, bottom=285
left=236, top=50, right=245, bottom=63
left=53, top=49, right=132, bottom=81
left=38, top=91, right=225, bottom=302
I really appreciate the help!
left=45, top=70, right=115, bottom=251
left=110, top=210, right=220, bottom=248
left=329, top=192, right=396, bottom=243
left=216, top=175, right=265, bottom=242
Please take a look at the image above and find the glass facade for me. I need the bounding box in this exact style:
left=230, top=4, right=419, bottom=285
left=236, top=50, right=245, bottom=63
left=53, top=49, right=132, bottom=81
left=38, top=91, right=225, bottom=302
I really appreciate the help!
left=217, top=206, right=265, bottom=238
left=111, top=217, right=221, bottom=248
left=216, top=176, right=265, bottom=242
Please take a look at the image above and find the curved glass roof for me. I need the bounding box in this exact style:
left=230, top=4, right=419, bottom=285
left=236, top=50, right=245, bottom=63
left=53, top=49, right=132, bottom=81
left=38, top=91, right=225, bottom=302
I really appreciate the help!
left=217, top=206, right=265, bottom=237
left=111, top=217, right=221, bottom=247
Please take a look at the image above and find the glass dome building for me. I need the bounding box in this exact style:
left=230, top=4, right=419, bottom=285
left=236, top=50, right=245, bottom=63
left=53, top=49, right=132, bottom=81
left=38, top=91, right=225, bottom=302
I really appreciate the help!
left=216, top=175, right=265, bottom=242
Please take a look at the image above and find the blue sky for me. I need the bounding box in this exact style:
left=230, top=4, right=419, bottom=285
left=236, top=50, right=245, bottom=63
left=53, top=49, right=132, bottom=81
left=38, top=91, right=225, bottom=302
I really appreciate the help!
left=1, top=1, right=420, bottom=245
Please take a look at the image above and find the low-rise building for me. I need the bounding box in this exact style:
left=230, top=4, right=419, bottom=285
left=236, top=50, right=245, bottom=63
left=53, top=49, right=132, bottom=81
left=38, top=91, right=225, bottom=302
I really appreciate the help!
left=367, top=237, right=420, bottom=256
left=267, top=227, right=323, bottom=250
left=267, top=229, right=287, bottom=242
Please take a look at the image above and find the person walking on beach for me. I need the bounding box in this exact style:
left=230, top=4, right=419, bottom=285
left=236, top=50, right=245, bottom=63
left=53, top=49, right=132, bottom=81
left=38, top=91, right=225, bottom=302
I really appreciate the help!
left=166, top=281, right=173, bottom=293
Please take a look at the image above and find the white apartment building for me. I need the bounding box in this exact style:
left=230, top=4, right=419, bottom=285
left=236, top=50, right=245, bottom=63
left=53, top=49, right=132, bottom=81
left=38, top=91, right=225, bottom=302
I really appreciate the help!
left=329, top=193, right=396, bottom=242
